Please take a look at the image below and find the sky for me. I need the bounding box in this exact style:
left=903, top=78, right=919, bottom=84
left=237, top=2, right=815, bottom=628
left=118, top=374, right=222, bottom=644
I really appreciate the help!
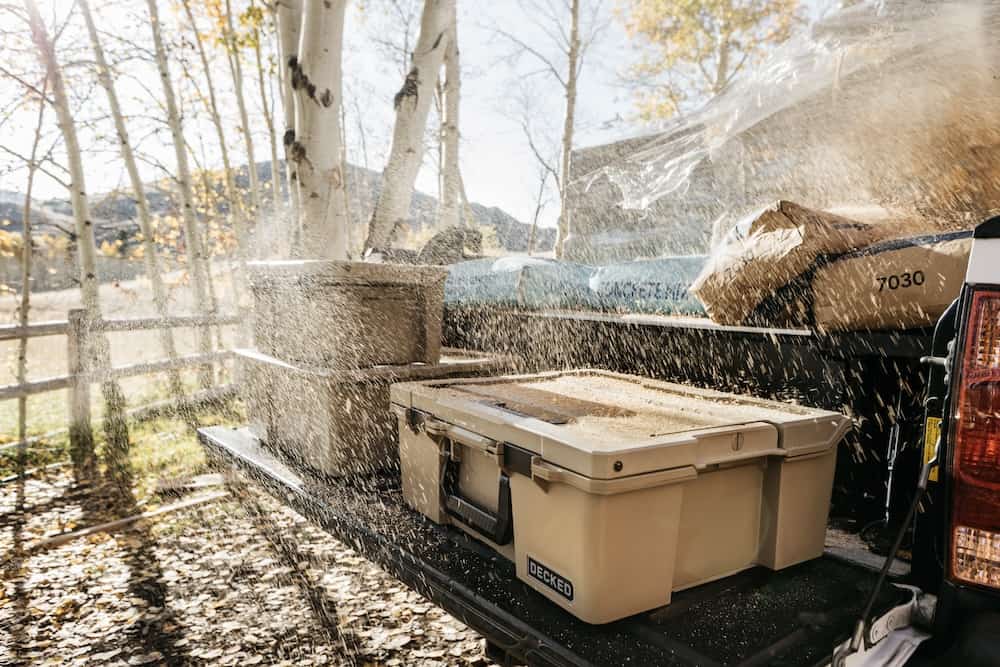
left=339, top=0, right=648, bottom=228
left=0, top=0, right=649, bottom=230
left=0, top=0, right=836, bottom=229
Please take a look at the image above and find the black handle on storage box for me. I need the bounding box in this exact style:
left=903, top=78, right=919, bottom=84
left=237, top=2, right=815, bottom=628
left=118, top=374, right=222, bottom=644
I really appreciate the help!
left=440, top=454, right=514, bottom=546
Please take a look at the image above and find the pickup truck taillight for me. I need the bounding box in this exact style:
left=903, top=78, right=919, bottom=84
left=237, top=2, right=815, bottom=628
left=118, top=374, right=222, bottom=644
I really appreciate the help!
left=949, top=288, right=1000, bottom=590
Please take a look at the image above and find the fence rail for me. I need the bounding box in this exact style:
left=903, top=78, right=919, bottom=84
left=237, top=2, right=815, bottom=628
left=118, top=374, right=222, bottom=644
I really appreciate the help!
left=0, top=320, right=69, bottom=342
left=0, top=375, right=73, bottom=402
left=1, top=309, right=239, bottom=453
left=99, top=314, right=241, bottom=332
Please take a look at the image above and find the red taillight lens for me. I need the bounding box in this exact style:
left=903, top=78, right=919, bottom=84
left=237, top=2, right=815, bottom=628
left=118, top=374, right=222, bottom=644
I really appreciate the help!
left=950, top=289, right=1000, bottom=590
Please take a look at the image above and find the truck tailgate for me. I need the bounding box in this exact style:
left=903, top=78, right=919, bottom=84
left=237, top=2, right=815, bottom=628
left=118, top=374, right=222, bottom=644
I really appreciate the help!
left=198, top=426, right=910, bottom=667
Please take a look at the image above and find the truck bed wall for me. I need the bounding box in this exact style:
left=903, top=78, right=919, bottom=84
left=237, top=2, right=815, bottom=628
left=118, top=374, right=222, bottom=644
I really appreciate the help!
left=442, top=306, right=931, bottom=526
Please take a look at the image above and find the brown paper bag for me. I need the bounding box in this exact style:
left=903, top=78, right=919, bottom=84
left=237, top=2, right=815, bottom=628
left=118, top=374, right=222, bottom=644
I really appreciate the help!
left=813, top=231, right=971, bottom=332
left=691, top=201, right=880, bottom=325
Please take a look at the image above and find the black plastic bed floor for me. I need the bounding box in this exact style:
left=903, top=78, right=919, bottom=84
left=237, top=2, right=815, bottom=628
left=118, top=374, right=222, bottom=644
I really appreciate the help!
left=198, top=426, right=909, bottom=667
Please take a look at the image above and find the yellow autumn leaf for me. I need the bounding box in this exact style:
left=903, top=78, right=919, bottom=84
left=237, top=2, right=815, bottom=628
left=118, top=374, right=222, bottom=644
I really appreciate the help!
left=617, top=0, right=804, bottom=120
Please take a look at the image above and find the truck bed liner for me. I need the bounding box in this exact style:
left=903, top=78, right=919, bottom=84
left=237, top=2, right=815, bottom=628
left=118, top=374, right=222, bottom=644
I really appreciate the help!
left=198, top=426, right=910, bottom=667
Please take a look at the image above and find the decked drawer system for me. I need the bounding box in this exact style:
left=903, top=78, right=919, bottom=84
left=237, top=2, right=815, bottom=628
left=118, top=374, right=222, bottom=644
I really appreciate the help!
left=391, top=370, right=851, bottom=623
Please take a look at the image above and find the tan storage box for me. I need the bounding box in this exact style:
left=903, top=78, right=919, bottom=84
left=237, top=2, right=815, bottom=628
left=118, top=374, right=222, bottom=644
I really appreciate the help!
left=249, top=260, right=447, bottom=367
left=812, top=230, right=971, bottom=331
left=391, top=370, right=850, bottom=624
left=239, top=348, right=511, bottom=476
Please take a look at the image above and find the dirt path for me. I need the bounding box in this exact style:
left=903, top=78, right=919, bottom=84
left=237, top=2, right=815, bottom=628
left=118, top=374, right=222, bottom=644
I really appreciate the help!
left=0, top=471, right=492, bottom=666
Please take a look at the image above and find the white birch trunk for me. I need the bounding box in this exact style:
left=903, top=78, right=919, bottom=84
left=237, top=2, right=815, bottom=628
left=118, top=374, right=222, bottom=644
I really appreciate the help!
left=180, top=0, right=249, bottom=296
left=528, top=170, right=549, bottom=256
left=365, top=0, right=455, bottom=253
left=434, top=77, right=443, bottom=204
left=185, top=147, right=229, bottom=351
left=339, top=101, right=353, bottom=255
left=147, top=0, right=214, bottom=389
left=555, top=0, right=580, bottom=259
left=80, top=0, right=189, bottom=408
left=251, top=6, right=282, bottom=224
left=291, top=0, right=348, bottom=258
left=24, top=0, right=129, bottom=478
left=713, top=24, right=730, bottom=94
left=276, top=0, right=302, bottom=250
left=15, top=79, right=46, bottom=471
left=458, top=170, right=476, bottom=230
left=225, top=0, right=263, bottom=232
left=438, top=7, right=461, bottom=230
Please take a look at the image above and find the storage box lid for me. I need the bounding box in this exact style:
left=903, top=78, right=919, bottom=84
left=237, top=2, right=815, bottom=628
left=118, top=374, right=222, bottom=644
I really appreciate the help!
left=235, top=347, right=511, bottom=382
left=248, top=260, right=447, bottom=289
left=391, top=370, right=850, bottom=480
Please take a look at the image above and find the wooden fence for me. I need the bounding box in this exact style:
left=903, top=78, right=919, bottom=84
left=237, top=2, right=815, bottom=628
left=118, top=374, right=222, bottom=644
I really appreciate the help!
left=0, top=308, right=240, bottom=453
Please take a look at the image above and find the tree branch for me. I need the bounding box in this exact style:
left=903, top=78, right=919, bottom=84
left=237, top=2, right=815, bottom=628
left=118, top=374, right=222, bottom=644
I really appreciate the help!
left=0, top=145, right=69, bottom=187
left=520, top=119, right=559, bottom=183
left=0, top=64, right=53, bottom=104
left=727, top=49, right=752, bottom=82
left=492, top=26, right=566, bottom=88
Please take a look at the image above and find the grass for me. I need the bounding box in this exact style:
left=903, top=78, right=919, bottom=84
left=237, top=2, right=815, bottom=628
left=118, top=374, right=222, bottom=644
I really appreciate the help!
left=1, top=263, right=241, bottom=485
left=0, top=364, right=235, bottom=438
left=1, top=402, right=243, bottom=502
left=125, top=406, right=240, bottom=502
left=1, top=372, right=243, bottom=501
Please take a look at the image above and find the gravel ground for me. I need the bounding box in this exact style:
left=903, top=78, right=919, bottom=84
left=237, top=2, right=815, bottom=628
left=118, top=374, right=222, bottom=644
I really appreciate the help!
left=1, top=470, right=493, bottom=666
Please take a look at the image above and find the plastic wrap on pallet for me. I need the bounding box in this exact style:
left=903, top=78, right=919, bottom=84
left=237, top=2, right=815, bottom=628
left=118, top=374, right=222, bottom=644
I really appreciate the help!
left=565, top=1, right=1000, bottom=263
left=586, top=256, right=707, bottom=316
left=444, top=257, right=595, bottom=310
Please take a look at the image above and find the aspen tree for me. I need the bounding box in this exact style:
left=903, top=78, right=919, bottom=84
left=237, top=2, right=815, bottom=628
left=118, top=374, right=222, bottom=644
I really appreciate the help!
left=247, top=1, right=282, bottom=217
left=179, top=0, right=249, bottom=295
left=339, top=100, right=353, bottom=254
left=275, top=0, right=302, bottom=247
left=185, top=147, right=229, bottom=351
left=556, top=0, right=580, bottom=258
left=618, top=0, right=801, bottom=120
left=364, top=0, right=455, bottom=254
left=438, top=6, right=461, bottom=230
left=493, top=0, right=606, bottom=258
left=24, top=0, right=130, bottom=480
left=15, top=77, right=46, bottom=477
left=458, top=173, right=476, bottom=229
left=290, top=0, right=349, bottom=257
left=78, top=0, right=191, bottom=419
left=223, top=0, right=263, bottom=230
left=146, top=0, right=215, bottom=388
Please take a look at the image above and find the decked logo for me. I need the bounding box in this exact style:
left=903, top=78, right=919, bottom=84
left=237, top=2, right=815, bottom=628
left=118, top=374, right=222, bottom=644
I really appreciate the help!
left=527, top=557, right=574, bottom=601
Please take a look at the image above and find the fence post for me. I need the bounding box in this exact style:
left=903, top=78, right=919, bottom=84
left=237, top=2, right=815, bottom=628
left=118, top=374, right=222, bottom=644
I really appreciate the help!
left=67, top=308, right=95, bottom=479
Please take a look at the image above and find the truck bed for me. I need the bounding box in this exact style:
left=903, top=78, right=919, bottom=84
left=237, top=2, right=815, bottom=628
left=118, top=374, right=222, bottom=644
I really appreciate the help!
left=198, top=426, right=911, bottom=667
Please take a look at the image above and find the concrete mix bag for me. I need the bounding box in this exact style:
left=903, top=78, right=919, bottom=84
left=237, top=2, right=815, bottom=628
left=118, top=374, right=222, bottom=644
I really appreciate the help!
left=585, top=256, right=708, bottom=316
left=444, top=256, right=595, bottom=310
left=812, top=230, right=972, bottom=332
left=690, top=201, right=881, bottom=325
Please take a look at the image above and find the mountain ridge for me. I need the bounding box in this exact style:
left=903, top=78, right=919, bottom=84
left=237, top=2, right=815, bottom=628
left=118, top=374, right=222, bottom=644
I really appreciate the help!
left=0, top=161, right=556, bottom=253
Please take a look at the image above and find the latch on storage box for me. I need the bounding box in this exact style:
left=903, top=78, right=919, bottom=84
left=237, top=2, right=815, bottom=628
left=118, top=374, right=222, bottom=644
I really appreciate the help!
left=412, top=412, right=538, bottom=546
left=423, top=416, right=511, bottom=545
